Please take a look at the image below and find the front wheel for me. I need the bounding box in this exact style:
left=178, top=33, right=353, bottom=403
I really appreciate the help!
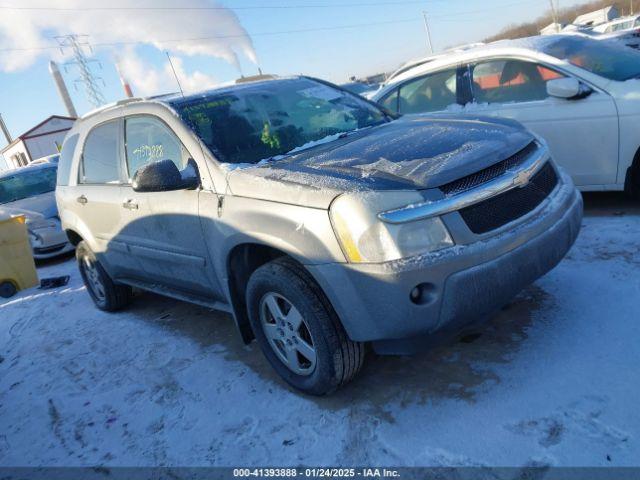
left=76, top=241, right=132, bottom=312
left=246, top=258, right=365, bottom=395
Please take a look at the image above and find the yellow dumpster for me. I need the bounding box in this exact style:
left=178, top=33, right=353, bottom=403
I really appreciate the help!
left=0, top=215, right=39, bottom=298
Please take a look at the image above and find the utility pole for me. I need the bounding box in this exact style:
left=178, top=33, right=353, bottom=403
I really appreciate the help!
left=422, top=11, right=434, bottom=54
left=549, top=0, right=559, bottom=31
left=55, top=34, right=106, bottom=109
left=631, top=0, right=634, bottom=16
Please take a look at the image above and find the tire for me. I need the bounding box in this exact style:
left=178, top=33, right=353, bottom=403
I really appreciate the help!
left=246, top=257, right=365, bottom=395
left=0, top=281, right=17, bottom=299
left=76, top=241, right=132, bottom=312
left=625, top=164, right=640, bottom=200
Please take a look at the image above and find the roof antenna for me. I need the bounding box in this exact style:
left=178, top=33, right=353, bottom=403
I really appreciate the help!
left=165, top=51, right=184, bottom=97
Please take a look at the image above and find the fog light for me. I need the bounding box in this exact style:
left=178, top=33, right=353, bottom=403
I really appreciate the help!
left=409, top=282, right=437, bottom=306
left=410, top=287, right=421, bottom=302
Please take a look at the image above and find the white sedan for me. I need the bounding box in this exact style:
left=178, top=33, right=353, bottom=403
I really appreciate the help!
left=372, top=35, right=640, bottom=195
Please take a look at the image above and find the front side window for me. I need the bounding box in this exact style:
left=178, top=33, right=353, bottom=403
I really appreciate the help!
left=471, top=59, right=564, bottom=104
left=543, top=36, right=640, bottom=81
left=170, top=78, right=387, bottom=165
left=125, top=116, right=189, bottom=179
left=80, top=121, right=121, bottom=184
left=0, top=167, right=57, bottom=204
left=397, top=68, right=458, bottom=114
left=379, top=89, right=399, bottom=113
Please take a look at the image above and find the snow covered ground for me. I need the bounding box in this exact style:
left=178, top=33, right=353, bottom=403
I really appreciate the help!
left=0, top=193, right=638, bottom=468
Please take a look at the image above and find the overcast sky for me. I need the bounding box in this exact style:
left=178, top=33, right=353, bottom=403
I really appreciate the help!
left=0, top=0, right=592, bottom=165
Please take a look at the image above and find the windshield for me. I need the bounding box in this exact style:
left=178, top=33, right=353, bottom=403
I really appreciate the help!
left=0, top=167, right=57, bottom=204
left=170, top=78, right=388, bottom=165
left=542, top=36, right=640, bottom=81
left=340, top=82, right=373, bottom=94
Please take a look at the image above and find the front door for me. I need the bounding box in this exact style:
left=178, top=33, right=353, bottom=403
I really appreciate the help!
left=468, top=58, right=619, bottom=187
left=118, top=115, right=216, bottom=298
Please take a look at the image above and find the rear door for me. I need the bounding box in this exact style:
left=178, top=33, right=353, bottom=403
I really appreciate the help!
left=74, top=119, right=139, bottom=278
left=118, top=114, right=216, bottom=298
left=467, top=57, right=619, bottom=186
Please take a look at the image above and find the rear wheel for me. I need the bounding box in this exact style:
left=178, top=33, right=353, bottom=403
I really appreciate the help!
left=246, top=257, right=365, bottom=395
left=76, top=241, right=132, bottom=312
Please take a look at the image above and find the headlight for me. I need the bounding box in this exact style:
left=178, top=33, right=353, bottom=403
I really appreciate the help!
left=25, top=216, right=58, bottom=230
left=28, top=230, right=43, bottom=248
left=330, top=191, right=454, bottom=263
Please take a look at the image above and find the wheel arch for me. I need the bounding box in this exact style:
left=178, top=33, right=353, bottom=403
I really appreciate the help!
left=624, top=145, right=640, bottom=197
left=65, top=228, right=83, bottom=246
left=226, top=243, right=312, bottom=344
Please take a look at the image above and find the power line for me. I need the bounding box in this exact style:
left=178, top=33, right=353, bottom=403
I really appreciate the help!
left=0, top=0, right=540, bottom=54
left=0, top=18, right=421, bottom=53
left=429, top=0, right=538, bottom=19
left=0, top=1, right=439, bottom=11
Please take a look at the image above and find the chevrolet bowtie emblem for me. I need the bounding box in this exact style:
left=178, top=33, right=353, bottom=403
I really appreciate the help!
left=514, top=169, right=532, bottom=187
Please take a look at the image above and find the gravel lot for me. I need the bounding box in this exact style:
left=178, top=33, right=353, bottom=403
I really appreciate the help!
left=1, top=193, right=638, bottom=468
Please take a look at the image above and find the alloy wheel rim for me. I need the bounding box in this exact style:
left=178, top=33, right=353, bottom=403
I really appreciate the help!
left=82, top=256, right=106, bottom=302
left=259, top=292, right=317, bottom=376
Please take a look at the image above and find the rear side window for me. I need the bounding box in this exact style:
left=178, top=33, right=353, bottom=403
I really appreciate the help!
left=56, top=134, right=79, bottom=186
left=397, top=68, right=458, bottom=114
left=79, top=121, right=121, bottom=184
left=124, top=116, right=189, bottom=180
left=471, top=60, right=564, bottom=104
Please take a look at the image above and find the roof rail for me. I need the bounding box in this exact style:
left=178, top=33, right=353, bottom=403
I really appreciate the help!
left=235, top=74, right=278, bottom=84
left=115, top=97, right=143, bottom=106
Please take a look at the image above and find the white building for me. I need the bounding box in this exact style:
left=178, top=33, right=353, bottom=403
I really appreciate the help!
left=573, top=6, right=619, bottom=27
left=1, top=116, right=75, bottom=170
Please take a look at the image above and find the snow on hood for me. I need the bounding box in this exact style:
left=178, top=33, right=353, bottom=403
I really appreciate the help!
left=226, top=115, right=534, bottom=208
left=0, top=192, right=58, bottom=223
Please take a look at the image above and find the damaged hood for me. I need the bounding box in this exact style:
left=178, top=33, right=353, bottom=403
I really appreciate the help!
left=227, top=115, right=534, bottom=208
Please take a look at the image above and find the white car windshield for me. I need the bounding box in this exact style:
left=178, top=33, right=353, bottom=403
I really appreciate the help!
left=170, top=78, right=388, bottom=165
left=543, top=36, right=640, bottom=81
left=0, top=167, right=57, bottom=204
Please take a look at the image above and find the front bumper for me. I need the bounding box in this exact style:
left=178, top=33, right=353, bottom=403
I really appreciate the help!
left=307, top=168, right=583, bottom=348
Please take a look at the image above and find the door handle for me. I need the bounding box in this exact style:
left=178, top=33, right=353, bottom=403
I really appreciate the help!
left=77, top=195, right=88, bottom=205
left=122, top=199, right=139, bottom=210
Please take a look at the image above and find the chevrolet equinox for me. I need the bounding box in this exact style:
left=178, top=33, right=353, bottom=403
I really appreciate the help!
left=56, top=76, right=583, bottom=394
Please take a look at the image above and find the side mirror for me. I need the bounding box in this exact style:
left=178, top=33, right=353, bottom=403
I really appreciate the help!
left=132, top=159, right=200, bottom=192
left=547, top=78, right=592, bottom=100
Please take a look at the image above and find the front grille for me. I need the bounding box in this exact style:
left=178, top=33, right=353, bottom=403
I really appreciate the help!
left=459, top=162, right=558, bottom=234
left=440, top=142, right=538, bottom=196
left=34, top=243, right=67, bottom=254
